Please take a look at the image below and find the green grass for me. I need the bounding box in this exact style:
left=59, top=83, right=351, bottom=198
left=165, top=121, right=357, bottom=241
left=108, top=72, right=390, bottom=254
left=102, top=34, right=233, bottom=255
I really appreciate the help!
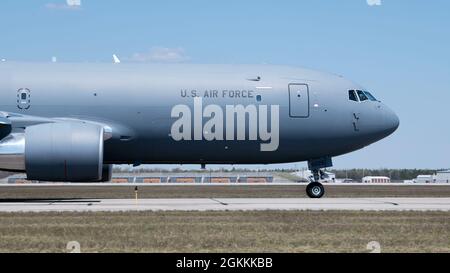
left=0, top=210, right=449, bottom=253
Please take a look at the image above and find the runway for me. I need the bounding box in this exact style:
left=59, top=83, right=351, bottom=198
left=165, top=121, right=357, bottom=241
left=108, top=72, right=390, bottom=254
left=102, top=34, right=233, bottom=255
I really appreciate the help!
left=1, top=198, right=449, bottom=212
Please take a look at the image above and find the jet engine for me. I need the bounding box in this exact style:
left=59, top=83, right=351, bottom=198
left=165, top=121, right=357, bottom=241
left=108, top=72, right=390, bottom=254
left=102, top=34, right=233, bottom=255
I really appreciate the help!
left=0, top=122, right=108, bottom=182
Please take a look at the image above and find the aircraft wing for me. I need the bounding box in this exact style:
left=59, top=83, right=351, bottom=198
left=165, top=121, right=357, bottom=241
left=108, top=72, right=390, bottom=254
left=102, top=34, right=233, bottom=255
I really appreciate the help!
left=0, top=111, right=133, bottom=142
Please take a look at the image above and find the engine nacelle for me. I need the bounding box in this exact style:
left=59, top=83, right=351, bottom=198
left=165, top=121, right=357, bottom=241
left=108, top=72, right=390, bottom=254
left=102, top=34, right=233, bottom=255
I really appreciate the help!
left=25, top=122, right=104, bottom=182
left=100, top=164, right=113, bottom=182
left=0, top=122, right=106, bottom=182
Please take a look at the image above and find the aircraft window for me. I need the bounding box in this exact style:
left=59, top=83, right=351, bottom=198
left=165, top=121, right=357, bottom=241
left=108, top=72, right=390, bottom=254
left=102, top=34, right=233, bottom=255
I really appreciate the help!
left=364, top=91, right=378, bottom=101
left=357, top=90, right=368, bottom=101
left=348, top=90, right=358, bottom=102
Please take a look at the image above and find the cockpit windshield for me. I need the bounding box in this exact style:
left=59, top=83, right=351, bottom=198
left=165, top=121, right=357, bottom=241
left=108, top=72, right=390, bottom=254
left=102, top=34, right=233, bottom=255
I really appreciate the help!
left=348, top=90, right=379, bottom=102
left=363, top=91, right=378, bottom=101
left=356, top=90, right=368, bottom=101
left=348, top=90, right=358, bottom=102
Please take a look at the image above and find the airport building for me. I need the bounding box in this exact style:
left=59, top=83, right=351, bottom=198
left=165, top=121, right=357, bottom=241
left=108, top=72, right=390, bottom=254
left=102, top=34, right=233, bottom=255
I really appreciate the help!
left=414, top=175, right=435, bottom=183
left=412, top=170, right=450, bottom=183
left=362, top=176, right=391, bottom=183
left=435, top=170, right=450, bottom=183
left=2, top=172, right=276, bottom=184
left=111, top=172, right=275, bottom=184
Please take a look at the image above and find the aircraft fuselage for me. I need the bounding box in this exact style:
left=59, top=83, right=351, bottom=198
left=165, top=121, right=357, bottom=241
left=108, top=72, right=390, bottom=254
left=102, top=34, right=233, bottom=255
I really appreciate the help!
left=0, top=62, right=399, bottom=165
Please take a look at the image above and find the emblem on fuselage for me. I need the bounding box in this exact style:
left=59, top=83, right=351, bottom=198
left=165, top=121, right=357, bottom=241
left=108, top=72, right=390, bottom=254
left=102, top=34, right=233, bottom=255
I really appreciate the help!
left=170, top=97, right=280, bottom=152
left=17, top=88, right=31, bottom=110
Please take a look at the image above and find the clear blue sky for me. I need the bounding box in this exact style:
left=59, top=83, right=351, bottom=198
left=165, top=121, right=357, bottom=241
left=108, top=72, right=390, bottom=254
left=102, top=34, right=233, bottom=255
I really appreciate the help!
left=0, top=0, right=449, bottom=169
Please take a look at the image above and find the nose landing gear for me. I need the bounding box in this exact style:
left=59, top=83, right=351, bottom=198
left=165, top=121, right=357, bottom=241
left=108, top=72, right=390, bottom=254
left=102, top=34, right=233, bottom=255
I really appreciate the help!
left=306, top=169, right=326, bottom=198
left=306, top=181, right=325, bottom=198
left=306, top=157, right=333, bottom=199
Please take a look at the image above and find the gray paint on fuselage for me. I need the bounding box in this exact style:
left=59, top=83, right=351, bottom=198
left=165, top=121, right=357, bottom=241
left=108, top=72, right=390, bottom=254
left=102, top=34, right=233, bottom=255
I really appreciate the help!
left=0, top=62, right=399, bottom=164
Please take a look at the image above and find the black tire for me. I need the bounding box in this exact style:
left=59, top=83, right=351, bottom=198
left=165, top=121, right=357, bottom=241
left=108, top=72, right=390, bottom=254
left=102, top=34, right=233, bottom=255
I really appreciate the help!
left=306, top=182, right=325, bottom=198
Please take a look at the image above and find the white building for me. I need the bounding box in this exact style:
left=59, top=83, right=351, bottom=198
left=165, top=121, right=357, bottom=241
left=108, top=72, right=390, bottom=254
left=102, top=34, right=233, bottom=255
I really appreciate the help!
left=362, top=176, right=390, bottom=183
left=412, top=170, right=450, bottom=183
left=413, top=175, right=435, bottom=183
left=435, top=170, right=450, bottom=183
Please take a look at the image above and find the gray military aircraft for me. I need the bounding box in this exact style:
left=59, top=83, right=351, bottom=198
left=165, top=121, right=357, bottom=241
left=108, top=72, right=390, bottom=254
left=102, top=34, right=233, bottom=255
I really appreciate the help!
left=0, top=62, right=399, bottom=198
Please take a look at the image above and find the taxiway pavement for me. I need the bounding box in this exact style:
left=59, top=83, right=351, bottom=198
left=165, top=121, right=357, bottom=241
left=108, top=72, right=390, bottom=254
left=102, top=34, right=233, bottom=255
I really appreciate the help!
left=0, top=198, right=449, bottom=212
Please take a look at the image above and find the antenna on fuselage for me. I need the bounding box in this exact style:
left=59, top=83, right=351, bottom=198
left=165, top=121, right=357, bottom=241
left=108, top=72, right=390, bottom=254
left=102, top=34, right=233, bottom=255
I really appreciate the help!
left=113, top=54, right=121, bottom=64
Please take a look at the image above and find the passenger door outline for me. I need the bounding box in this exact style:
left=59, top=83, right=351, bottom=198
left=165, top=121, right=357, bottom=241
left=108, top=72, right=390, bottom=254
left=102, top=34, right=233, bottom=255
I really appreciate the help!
left=288, top=83, right=310, bottom=118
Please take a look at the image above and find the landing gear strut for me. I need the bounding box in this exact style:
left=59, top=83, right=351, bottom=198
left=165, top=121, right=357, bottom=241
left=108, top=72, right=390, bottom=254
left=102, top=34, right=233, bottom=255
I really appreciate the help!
left=306, top=157, right=333, bottom=199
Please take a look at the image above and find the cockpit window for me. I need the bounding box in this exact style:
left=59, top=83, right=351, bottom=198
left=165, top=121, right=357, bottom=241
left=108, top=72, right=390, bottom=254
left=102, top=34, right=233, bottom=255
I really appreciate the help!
left=357, top=90, right=368, bottom=101
left=364, top=91, right=378, bottom=101
left=348, top=90, right=358, bottom=102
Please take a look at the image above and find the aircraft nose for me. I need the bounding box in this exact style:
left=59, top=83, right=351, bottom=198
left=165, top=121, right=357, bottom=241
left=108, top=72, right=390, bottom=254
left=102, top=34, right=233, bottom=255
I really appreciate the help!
left=383, top=106, right=400, bottom=136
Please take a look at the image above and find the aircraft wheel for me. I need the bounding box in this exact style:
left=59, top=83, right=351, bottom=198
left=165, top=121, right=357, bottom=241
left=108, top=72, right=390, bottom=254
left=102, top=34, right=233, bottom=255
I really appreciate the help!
left=306, top=182, right=325, bottom=198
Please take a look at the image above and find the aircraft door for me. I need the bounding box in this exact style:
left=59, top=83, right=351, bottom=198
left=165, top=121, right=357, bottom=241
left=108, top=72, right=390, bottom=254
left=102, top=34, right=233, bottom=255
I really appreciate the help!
left=289, top=83, right=309, bottom=118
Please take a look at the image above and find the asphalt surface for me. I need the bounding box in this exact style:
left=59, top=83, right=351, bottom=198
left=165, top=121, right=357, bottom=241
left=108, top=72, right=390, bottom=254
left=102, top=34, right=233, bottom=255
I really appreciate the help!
left=0, top=198, right=449, bottom=212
